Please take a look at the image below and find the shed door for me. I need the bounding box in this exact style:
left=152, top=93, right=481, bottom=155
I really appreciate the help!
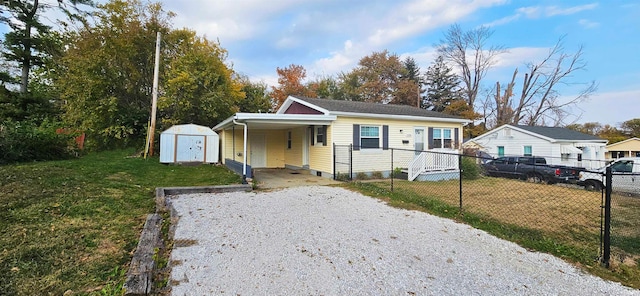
left=176, top=135, right=205, bottom=162
left=250, top=134, right=267, bottom=168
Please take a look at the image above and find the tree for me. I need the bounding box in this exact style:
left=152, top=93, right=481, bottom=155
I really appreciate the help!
left=436, top=24, right=505, bottom=108
left=423, top=55, right=462, bottom=112
left=307, top=76, right=342, bottom=100
left=339, top=50, right=418, bottom=105
left=620, top=118, right=640, bottom=137
left=492, top=37, right=597, bottom=126
left=402, top=56, right=423, bottom=107
left=270, top=64, right=316, bottom=109
left=236, top=76, right=272, bottom=113
left=565, top=122, right=602, bottom=135
left=55, top=0, right=174, bottom=149
left=598, top=124, right=627, bottom=144
left=158, top=29, right=243, bottom=130
left=0, top=0, right=92, bottom=93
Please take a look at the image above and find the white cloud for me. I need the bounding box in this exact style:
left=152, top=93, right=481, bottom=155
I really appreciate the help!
left=545, top=3, right=598, bottom=17
left=578, top=19, right=600, bottom=29
left=485, top=3, right=598, bottom=27
left=566, top=89, right=640, bottom=126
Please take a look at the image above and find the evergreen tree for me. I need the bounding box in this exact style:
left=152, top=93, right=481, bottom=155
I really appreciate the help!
left=423, top=55, right=462, bottom=111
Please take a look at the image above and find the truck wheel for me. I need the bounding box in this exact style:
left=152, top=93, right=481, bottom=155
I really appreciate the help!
left=527, top=173, right=544, bottom=184
left=584, top=180, right=603, bottom=191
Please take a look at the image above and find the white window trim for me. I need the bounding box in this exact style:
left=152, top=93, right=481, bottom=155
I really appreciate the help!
left=432, top=127, right=454, bottom=149
left=360, top=125, right=381, bottom=149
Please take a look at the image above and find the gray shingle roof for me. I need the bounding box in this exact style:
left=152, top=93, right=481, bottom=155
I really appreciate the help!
left=512, top=125, right=605, bottom=141
left=295, top=96, right=464, bottom=120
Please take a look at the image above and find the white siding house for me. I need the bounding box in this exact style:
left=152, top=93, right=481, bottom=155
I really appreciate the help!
left=470, top=124, right=608, bottom=169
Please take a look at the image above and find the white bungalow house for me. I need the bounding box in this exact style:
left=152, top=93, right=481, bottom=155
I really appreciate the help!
left=212, top=96, right=471, bottom=182
left=470, top=124, right=608, bottom=169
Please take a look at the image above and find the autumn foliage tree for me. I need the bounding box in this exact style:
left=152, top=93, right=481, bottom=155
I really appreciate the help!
left=271, top=64, right=316, bottom=110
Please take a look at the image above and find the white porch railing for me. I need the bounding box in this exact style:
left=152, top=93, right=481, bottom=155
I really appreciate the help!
left=408, top=150, right=459, bottom=181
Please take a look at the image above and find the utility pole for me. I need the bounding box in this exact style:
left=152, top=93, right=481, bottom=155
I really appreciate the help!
left=147, top=32, right=161, bottom=157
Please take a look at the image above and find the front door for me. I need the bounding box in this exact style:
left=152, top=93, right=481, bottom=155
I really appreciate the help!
left=176, top=135, right=204, bottom=162
left=250, top=134, right=267, bottom=168
left=414, top=128, right=425, bottom=156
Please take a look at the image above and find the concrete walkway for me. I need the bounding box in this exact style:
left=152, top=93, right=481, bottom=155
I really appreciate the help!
left=252, top=168, right=341, bottom=189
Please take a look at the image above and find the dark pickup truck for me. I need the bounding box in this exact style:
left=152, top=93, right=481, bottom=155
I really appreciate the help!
left=482, top=156, right=582, bottom=184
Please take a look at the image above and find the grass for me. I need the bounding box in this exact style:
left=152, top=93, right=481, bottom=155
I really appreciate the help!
left=344, top=176, right=640, bottom=289
left=0, top=149, right=241, bottom=295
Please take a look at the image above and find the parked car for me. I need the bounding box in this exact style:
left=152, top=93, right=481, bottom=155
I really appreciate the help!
left=578, top=157, right=640, bottom=193
left=482, top=156, right=582, bottom=184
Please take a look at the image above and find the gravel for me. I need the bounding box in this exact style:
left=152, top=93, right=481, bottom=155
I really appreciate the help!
left=168, top=186, right=639, bottom=295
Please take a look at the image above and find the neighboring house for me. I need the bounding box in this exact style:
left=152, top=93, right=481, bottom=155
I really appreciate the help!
left=212, top=96, right=471, bottom=181
left=606, top=137, right=640, bottom=159
left=471, top=124, right=608, bottom=169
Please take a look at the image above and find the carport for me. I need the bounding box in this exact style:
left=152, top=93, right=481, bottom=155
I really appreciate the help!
left=252, top=168, right=340, bottom=189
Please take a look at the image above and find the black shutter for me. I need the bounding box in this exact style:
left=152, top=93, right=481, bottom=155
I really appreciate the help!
left=428, top=127, right=434, bottom=149
left=310, top=125, right=315, bottom=146
left=322, top=125, right=328, bottom=146
left=382, top=125, right=389, bottom=150
left=454, top=128, right=459, bottom=149
left=353, top=124, right=360, bottom=151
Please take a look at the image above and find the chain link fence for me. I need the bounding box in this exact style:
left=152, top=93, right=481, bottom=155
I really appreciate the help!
left=333, top=144, right=640, bottom=269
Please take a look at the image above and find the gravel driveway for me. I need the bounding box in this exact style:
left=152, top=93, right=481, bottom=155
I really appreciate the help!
left=168, top=186, right=639, bottom=295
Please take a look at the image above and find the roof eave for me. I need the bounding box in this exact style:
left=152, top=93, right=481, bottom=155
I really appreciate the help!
left=330, top=111, right=471, bottom=124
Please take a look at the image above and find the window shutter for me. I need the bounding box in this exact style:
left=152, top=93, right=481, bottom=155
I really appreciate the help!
left=428, top=127, right=434, bottom=149
left=382, top=125, right=389, bottom=150
left=353, top=124, right=360, bottom=151
left=310, top=126, right=315, bottom=146
left=454, top=128, right=459, bottom=149
left=322, top=125, right=328, bottom=146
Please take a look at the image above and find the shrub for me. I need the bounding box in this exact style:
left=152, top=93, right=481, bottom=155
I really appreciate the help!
left=461, top=156, right=481, bottom=180
left=0, top=120, right=78, bottom=164
left=371, top=171, right=384, bottom=179
left=355, top=172, right=369, bottom=180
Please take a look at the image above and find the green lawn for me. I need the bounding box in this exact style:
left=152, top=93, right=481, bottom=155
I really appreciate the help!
left=0, top=149, right=241, bottom=295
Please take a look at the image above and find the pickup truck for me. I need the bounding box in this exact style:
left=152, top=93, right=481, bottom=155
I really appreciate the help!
left=578, top=157, right=640, bottom=193
left=482, top=156, right=582, bottom=184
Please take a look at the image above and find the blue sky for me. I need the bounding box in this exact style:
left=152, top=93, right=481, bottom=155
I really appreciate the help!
left=4, top=0, right=639, bottom=126
left=160, top=0, right=639, bottom=127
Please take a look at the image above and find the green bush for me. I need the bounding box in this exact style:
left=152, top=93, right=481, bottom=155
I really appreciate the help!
left=0, top=120, right=78, bottom=164
left=460, top=156, right=481, bottom=180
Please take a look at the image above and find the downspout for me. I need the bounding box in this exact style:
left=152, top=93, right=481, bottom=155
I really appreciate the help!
left=233, top=119, right=248, bottom=184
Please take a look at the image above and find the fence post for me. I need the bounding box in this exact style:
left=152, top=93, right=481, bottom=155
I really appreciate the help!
left=349, top=144, right=353, bottom=181
left=602, top=166, right=612, bottom=268
left=459, top=153, right=463, bottom=211
left=333, top=143, right=336, bottom=180
left=391, top=148, right=394, bottom=192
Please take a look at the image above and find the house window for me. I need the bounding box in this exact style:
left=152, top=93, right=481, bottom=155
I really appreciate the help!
left=360, top=125, right=380, bottom=149
left=561, top=153, right=570, bottom=161
left=433, top=128, right=453, bottom=149
left=523, top=146, right=532, bottom=156
left=287, top=131, right=292, bottom=149
left=316, top=126, right=324, bottom=145
left=636, top=151, right=640, bottom=157
left=498, top=146, right=505, bottom=157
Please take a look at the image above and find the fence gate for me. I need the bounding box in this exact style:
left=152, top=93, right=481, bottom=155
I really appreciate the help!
left=333, top=144, right=352, bottom=181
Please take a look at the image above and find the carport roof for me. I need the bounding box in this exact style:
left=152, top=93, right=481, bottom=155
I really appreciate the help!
left=212, top=113, right=337, bottom=130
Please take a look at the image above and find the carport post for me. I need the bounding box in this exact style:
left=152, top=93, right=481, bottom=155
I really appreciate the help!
left=233, top=119, right=248, bottom=184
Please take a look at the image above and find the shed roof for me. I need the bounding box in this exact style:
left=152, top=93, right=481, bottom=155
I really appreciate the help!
left=162, top=124, right=217, bottom=136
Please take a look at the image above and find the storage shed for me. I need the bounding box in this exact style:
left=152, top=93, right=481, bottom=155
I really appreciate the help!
left=160, top=124, right=219, bottom=164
